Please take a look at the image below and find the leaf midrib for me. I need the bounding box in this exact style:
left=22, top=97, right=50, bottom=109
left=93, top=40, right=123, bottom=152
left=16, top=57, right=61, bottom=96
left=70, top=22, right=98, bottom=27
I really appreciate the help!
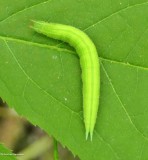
left=0, top=35, right=148, bottom=71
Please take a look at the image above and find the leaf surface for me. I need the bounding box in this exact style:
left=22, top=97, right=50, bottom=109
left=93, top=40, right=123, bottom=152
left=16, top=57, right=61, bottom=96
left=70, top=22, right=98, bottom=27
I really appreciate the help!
left=0, top=144, right=16, bottom=160
left=0, top=0, right=148, bottom=159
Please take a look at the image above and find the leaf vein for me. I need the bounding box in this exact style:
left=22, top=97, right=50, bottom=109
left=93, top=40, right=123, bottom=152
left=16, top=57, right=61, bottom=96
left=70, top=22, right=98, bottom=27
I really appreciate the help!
left=94, top=131, right=120, bottom=160
left=1, top=35, right=148, bottom=71
left=84, top=1, right=148, bottom=31
left=125, top=27, right=148, bottom=60
left=0, top=35, right=74, bottom=54
left=3, top=39, right=78, bottom=115
left=0, top=0, right=50, bottom=23
left=101, top=61, right=148, bottom=141
left=100, top=57, right=148, bottom=71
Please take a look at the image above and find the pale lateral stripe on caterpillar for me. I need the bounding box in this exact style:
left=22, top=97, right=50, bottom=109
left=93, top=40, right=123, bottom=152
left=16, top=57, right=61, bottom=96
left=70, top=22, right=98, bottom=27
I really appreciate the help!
left=30, top=21, right=100, bottom=140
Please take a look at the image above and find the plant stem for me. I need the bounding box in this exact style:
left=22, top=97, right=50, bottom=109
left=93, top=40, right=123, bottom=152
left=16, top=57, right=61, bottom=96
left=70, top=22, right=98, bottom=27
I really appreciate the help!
left=17, top=136, right=52, bottom=160
left=54, top=138, right=59, bottom=160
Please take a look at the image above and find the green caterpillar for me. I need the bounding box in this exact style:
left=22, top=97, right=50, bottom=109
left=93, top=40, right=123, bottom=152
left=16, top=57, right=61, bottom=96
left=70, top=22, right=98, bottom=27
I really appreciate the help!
left=31, top=21, right=100, bottom=140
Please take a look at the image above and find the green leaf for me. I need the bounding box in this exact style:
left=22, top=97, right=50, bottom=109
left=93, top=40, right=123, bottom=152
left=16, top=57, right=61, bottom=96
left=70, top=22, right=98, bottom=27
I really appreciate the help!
left=0, top=0, right=148, bottom=160
left=0, top=144, right=16, bottom=160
